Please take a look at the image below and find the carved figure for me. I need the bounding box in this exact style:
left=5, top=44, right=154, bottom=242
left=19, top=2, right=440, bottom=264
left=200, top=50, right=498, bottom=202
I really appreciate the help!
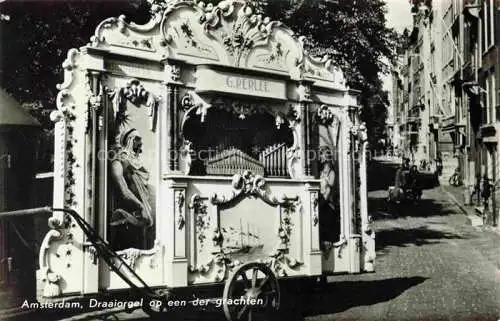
left=319, top=147, right=337, bottom=208
left=109, top=128, right=154, bottom=250
left=318, top=146, right=340, bottom=244
left=320, top=161, right=336, bottom=207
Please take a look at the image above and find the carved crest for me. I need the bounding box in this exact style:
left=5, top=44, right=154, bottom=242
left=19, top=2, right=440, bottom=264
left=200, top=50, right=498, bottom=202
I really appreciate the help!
left=198, top=1, right=281, bottom=66
left=89, top=0, right=346, bottom=83
left=210, top=171, right=297, bottom=206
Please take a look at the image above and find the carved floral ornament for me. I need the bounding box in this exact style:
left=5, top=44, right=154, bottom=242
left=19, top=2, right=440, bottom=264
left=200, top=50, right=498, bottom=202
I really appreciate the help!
left=160, top=1, right=337, bottom=75
left=358, top=123, right=368, bottom=142
left=189, top=250, right=237, bottom=282
left=112, top=78, right=159, bottom=132
left=316, top=104, right=336, bottom=126
left=188, top=171, right=303, bottom=281
left=275, top=105, right=299, bottom=130
left=167, top=64, right=181, bottom=82
left=297, top=82, right=312, bottom=101
left=180, top=93, right=300, bottom=130
left=114, top=242, right=162, bottom=270
left=88, top=0, right=344, bottom=82
left=175, top=190, right=186, bottom=230
left=166, top=0, right=281, bottom=66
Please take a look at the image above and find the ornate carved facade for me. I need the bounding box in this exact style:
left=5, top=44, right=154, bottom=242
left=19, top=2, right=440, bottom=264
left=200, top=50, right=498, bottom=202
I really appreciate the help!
left=38, top=0, right=372, bottom=299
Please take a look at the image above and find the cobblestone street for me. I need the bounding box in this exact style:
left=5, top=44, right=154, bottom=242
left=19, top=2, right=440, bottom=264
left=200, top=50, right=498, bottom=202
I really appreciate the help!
left=6, top=159, right=500, bottom=321
left=304, top=158, right=500, bottom=321
left=3, top=0, right=500, bottom=320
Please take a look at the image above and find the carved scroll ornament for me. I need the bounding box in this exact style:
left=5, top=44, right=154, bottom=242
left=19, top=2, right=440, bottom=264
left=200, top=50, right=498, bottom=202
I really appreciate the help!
left=189, top=251, right=242, bottom=283
left=114, top=242, right=162, bottom=270
left=210, top=171, right=298, bottom=206
left=39, top=49, right=82, bottom=297
left=180, top=91, right=212, bottom=124
left=261, top=250, right=303, bottom=277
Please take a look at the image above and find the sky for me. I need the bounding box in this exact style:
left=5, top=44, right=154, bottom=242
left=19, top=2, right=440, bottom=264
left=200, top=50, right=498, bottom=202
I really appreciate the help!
left=385, top=0, right=413, bottom=33
left=382, top=0, right=413, bottom=119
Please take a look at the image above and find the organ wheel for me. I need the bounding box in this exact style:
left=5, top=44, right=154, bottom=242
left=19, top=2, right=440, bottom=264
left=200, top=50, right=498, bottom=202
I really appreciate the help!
left=223, top=262, right=280, bottom=321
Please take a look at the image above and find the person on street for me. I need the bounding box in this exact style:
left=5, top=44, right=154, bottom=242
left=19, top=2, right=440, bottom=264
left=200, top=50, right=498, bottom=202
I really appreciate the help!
left=435, top=154, right=443, bottom=176
left=408, top=164, right=422, bottom=200
left=391, top=157, right=410, bottom=202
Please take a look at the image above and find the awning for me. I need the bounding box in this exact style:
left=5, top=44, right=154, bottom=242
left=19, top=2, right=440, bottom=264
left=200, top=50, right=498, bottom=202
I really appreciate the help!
left=463, top=81, right=484, bottom=97
left=0, top=88, right=40, bottom=127
left=464, top=2, right=480, bottom=21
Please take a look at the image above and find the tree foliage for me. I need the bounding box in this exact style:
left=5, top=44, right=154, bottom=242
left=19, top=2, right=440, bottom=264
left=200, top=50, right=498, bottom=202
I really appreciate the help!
left=0, top=0, right=149, bottom=111
left=1, top=0, right=397, bottom=152
left=0, top=0, right=150, bottom=170
left=201, top=0, right=398, bottom=146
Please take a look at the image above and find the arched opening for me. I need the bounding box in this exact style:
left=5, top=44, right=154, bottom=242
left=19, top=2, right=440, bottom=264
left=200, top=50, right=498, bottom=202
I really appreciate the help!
left=183, top=101, right=293, bottom=177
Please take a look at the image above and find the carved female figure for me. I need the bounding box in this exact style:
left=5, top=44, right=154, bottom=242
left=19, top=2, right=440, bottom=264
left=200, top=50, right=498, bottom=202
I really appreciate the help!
left=109, top=128, right=155, bottom=250
left=318, top=146, right=340, bottom=244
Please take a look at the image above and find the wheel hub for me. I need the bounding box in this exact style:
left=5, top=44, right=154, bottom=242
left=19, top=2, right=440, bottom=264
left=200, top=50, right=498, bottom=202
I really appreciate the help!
left=244, top=287, right=262, bottom=300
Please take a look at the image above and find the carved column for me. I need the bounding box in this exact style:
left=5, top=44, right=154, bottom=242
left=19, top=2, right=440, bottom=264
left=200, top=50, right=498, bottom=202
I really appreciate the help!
left=306, top=184, right=322, bottom=275
left=164, top=180, right=188, bottom=287
left=358, top=124, right=374, bottom=272
left=163, top=61, right=182, bottom=173
left=88, top=72, right=104, bottom=230
left=344, top=91, right=362, bottom=273
left=298, top=81, right=313, bottom=177
left=51, top=113, right=67, bottom=219
left=86, top=70, right=103, bottom=294
left=172, top=85, right=181, bottom=171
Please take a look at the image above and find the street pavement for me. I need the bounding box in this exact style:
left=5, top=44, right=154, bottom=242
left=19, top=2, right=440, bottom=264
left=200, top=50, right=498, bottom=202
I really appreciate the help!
left=7, top=158, right=499, bottom=321
left=303, top=158, right=500, bottom=321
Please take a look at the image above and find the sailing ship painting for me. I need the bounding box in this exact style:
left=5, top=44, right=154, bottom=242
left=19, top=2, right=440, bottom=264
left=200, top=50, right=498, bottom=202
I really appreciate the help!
left=222, top=219, right=264, bottom=255
left=220, top=198, right=278, bottom=261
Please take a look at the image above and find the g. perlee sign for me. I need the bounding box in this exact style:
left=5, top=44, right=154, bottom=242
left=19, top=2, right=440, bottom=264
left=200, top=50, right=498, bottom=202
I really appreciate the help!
left=195, top=67, right=287, bottom=100
left=226, top=76, right=270, bottom=93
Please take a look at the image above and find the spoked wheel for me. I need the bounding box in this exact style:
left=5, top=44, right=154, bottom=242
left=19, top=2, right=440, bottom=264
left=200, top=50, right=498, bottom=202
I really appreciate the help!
left=223, top=262, right=280, bottom=321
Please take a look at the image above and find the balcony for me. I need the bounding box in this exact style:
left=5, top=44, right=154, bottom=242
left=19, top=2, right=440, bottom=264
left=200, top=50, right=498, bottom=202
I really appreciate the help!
left=479, top=123, right=498, bottom=144
left=407, top=117, right=421, bottom=125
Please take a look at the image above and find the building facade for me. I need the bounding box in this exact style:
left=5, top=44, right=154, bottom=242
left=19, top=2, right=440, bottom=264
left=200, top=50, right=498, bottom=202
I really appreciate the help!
left=391, top=0, right=499, bottom=227
left=391, top=1, right=444, bottom=165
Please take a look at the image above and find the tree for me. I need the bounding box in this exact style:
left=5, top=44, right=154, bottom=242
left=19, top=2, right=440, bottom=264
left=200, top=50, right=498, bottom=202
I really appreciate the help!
left=1, top=0, right=150, bottom=170
left=276, top=0, right=397, bottom=147
left=210, top=0, right=398, bottom=146
left=0, top=0, right=149, bottom=111
left=1, top=0, right=397, bottom=159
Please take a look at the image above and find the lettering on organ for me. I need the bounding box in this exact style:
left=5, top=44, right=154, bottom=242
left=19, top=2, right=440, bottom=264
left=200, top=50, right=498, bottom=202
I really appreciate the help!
left=225, top=76, right=270, bottom=93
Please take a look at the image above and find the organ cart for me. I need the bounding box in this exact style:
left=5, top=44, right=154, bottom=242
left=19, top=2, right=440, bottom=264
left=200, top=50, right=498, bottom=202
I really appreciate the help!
left=35, top=0, right=375, bottom=319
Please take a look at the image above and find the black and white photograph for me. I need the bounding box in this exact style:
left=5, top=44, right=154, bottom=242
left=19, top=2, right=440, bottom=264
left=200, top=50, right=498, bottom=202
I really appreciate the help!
left=0, top=0, right=499, bottom=320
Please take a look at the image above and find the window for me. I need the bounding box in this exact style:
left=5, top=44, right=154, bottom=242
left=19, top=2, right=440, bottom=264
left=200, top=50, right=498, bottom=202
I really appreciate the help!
left=484, top=73, right=496, bottom=124
left=489, top=0, right=495, bottom=46
left=492, top=71, right=496, bottom=122
left=482, top=0, right=495, bottom=52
